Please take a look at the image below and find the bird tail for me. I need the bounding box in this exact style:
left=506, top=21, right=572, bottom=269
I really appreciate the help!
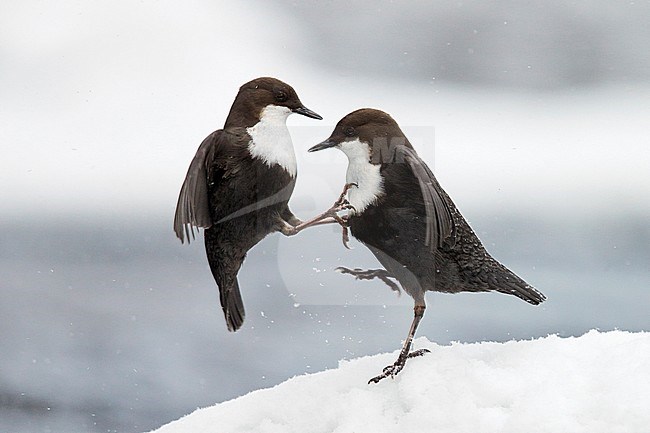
left=205, top=252, right=246, bottom=331
left=491, top=264, right=546, bottom=305
left=203, top=227, right=247, bottom=331
left=218, top=277, right=246, bottom=332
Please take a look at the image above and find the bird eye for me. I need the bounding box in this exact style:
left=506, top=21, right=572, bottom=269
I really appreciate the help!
left=344, top=126, right=356, bottom=137
left=275, top=90, right=288, bottom=102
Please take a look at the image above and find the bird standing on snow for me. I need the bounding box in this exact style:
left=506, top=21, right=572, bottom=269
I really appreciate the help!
left=309, top=108, right=546, bottom=383
left=174, top=77, right=322, bottom=332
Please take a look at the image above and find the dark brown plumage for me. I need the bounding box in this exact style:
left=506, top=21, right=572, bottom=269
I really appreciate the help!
left=309, top=108, right=545, bottom=382
left=174, top=77, right=321, bottom=331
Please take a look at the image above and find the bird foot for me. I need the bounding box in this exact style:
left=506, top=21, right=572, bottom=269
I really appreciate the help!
left=368, top=348, right=430, bottom=384
left=278, top=183, right=357, bottom=236
left=334, top=183, right=358, bottom=209
left=327, top=182, right=356, bottom=219
left=336, top=267, right=401, bottom=293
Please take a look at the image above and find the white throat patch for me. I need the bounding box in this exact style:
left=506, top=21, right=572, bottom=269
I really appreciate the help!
left=247, top=105, right=297, bottom=177
left=339, top=139, right=384, bottom=213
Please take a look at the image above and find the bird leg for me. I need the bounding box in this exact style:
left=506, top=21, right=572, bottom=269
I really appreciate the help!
left=368, top=305, right=430, bottom=384
left=286, top=214, right=303, bottom=227
left=335, top=267, right=401, bottom=294
left=279, top=183, right=357, bottom=236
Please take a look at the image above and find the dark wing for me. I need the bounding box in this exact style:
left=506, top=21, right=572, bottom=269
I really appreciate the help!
left=396, top=145, right=456, bottom=251
left=173, top=131, right=220, bottom=243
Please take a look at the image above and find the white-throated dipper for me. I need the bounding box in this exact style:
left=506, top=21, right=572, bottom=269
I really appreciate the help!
left=309, top=108, right=546, bottom=383
left=174, top=77, right=322, bottom=332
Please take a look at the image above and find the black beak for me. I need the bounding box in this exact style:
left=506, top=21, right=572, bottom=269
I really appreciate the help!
left=308, top=139, right=338, bottom=152
left=293, top=106, right=323, bottom=120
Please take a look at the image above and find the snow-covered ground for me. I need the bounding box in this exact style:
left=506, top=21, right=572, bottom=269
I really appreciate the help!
left=151, top=330, right=649, bottom=433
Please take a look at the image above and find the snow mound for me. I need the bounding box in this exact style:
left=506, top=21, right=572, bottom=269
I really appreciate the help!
left=150, top=330, right=649, bottom=433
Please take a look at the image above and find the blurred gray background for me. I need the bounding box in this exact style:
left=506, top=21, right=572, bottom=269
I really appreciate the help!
left=1, top=1, right=649, bottom=432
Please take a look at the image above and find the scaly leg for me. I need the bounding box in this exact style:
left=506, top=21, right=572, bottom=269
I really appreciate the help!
left=368, top=305, right=430, bottom=384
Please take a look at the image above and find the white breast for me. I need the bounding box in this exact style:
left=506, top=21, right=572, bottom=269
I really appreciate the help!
left=246, top=105, right=297, bottom=177
left=339, top=139, right=384, bottom=213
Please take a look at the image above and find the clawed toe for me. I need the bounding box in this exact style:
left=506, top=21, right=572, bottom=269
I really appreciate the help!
left=333, top=200, right=355, bottom=214
left=368, top=349, right=430, bottom=384
left=335, top=267, right=401, bottom=293
left=334, top=183, right=358, bottom=208
left=368, top=362, right=404, bottom=384
left=407, top=348, right=430, bottom=358
left=342, top=225, right=351, bottom=249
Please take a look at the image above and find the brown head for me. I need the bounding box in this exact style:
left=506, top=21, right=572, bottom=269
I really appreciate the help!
left=308, top=108, right=413, bottom=164
left=224, top=77, right=321, bottom=128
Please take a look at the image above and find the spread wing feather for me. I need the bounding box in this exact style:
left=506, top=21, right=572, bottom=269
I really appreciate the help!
left=173, top=131, right=220, bottom=243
